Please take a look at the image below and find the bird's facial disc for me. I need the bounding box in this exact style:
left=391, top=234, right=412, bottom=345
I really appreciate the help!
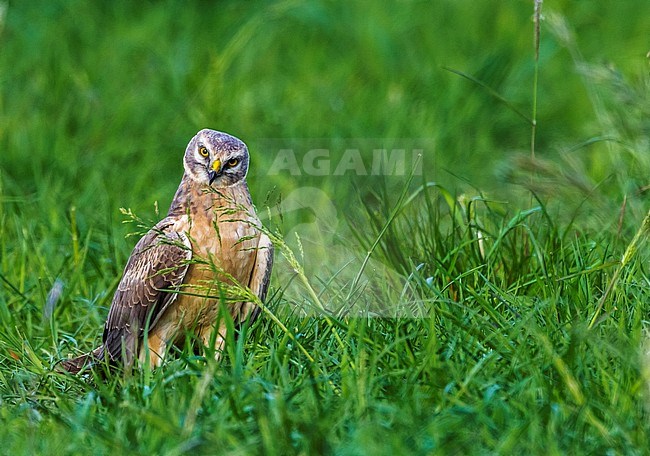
left=184, top=129, right=249, bottom=187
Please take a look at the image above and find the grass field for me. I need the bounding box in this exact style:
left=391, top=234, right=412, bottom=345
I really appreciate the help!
left=2, top=0, right=650, bottom=454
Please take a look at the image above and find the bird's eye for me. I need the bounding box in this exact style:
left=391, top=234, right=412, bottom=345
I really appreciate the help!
left=199, top=147, right=209, bottom=157
left=227, top=158, right=239, bottom=167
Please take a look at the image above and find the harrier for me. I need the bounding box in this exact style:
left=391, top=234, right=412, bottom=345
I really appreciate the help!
left=62, top=129, right=273, bottom=373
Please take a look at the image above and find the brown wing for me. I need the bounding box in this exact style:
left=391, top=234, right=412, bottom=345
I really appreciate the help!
left=102, top=218, right=191, bottom=366
left=239, top=232, right=274, bottom=324
left=253, top=233, right=274, bottom=302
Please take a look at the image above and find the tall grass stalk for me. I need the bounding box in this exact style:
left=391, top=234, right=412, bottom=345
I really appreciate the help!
left=531, top=0, right=543, bottom=158
left=588, top=208, right=650, bottom=329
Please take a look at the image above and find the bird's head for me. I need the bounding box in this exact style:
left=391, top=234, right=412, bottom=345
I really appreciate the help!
left=183, top=129, right=250, bottom=188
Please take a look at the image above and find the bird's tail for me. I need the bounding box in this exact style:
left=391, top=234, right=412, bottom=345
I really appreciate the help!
left=59, top=346, right=104, bottom=374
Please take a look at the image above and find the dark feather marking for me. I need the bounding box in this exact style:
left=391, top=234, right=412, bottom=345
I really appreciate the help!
left=102, top=218, right=191, bottom=366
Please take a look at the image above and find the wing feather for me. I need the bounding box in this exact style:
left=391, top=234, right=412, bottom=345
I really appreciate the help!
left=239, top=232, right=274, bottom=325
left=102, top=218, right=191, bottom=365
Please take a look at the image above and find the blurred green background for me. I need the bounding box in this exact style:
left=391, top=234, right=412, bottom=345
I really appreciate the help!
left=2, top=0, right=649, bottom=227
left=3, top=0, right=650, bottom=313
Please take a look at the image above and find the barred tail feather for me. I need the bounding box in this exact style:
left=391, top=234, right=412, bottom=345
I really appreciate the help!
left=59, top=346, right=104, bottom=374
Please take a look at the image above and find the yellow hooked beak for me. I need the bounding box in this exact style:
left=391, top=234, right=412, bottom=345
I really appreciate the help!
left=208, top=159, right=221, bottom=185
left=211, top=158, right=221, bottom=173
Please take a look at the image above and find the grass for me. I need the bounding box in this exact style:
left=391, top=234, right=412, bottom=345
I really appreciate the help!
left=2, top=0, right=650, bottom=454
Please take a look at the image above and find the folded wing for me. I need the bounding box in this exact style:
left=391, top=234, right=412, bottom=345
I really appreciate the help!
left=102, top=218, right=192, bottom=366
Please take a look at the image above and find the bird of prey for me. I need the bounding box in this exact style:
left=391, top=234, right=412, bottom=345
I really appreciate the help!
left=62, top=129, right=273, bottom=373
